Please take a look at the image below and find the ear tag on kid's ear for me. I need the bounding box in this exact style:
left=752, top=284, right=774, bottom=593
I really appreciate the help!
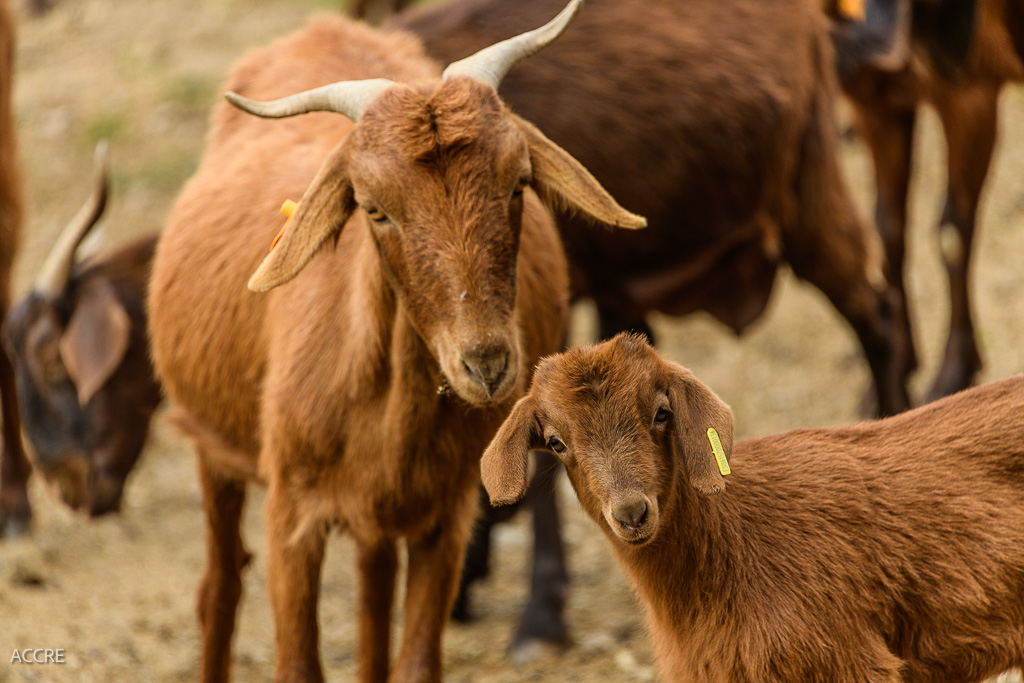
left=707, top=428, right=731, bottom=476
left=837, top=0, right=865, bottom=21
left=270, top=199, right=299, bottom=252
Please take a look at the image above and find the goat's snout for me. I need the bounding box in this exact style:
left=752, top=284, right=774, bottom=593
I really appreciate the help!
left=461, top=344, right=510, bottom=397
left=608, top=494, right=656, bottom=544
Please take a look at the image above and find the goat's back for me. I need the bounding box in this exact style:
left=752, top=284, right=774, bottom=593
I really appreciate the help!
left=702, top=376, right=1024, bottom=680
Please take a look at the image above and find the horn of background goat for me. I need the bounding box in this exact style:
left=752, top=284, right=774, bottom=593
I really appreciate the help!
left=35, top=140, right=110, bottom=298
left=224, top=78, right=395, bottom=121
left=442, top=0, right=583, bottom=89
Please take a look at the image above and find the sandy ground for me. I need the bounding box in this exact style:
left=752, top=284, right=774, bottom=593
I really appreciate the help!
left=1, top=0, right=1023, bottom=681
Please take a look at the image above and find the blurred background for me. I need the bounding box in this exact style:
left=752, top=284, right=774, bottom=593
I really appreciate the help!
left=0, top=0, right=1022, bottom=680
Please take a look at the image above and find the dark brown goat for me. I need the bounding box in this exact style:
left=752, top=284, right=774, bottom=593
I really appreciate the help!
left=0, top=0, right=27, bottom=538
left=3, top=147, right=161, bottom=518
left=396, top=0, right=910, bottom=413
left=394, top=0, right=914, bottom=646
left=833, top=0, right=1024, bottom=402
left=483, top=333, right=1024, bottom=682
left=148, top=2, right=643, bottom=681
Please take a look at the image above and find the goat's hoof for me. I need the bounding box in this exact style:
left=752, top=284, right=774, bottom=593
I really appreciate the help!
left=508, top=638, right=570, bottom=666
left=0, top=510, right=32, bottom=539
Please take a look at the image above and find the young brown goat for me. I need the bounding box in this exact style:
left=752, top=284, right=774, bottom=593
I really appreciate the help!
left=483, top=334, right=1024, bottom=682
left=0, top=0, right=27, bottom=538
left=148, top=2, right=643, bottom=681
left=833, top=0, right=1023, bottom=401
left=3, top=145, right=161, bottom=518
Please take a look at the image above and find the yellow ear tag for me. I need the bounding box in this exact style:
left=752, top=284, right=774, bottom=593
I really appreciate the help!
left=707, top=428, right=731, bottom=476
left=838, top=0, right=865, bottom=21
left=270, top=199, right=299, bottom=252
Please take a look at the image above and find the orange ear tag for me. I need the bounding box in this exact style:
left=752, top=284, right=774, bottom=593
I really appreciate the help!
left=270, top=199, right=299, bottom=252
left=838, top=0, right=865, bottom=21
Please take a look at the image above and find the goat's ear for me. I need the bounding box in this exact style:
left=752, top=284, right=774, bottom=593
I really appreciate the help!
left=511, top=114, right=647, bottom=231
left=248, top=141, right=357, bottom=292
left=666, top=365, right=733, bottom=496
left=59, top=278, right=131, bottom=407
left=481, top=394, right=542, bottom=506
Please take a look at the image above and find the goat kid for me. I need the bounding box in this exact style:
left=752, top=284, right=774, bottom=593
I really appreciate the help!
left=149, top=2, right=644, bottom=681
left=484, top=333, right=1024, bottom=682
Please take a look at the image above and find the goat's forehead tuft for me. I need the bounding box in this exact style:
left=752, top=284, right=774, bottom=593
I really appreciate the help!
left=354, top=77, right=522, bottom=175
left=536, top=338, right=663, bottom=407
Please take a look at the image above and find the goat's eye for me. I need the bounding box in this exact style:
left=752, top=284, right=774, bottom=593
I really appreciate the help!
left=547, top=436, right=566, bottom=454
left=653, top=407, right=670, bottom=425
left=364, top=206, right=390, bottom=224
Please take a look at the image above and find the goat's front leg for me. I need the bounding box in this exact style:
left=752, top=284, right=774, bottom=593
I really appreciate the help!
left=393, top=493, right=475, bottom=683
left=266, top=481, right=327, bottom=683
left=925, top=80, right=999, bottom=402
left=356, top=538, right=398, bottom=683
left=0, top=298, right=30, bottom=538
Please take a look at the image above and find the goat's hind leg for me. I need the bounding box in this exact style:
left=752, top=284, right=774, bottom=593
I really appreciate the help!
left=196, top=453, right=250, bottom=683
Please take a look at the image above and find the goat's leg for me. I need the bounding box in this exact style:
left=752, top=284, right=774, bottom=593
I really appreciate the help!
left=393, top=492, right=475, bottom=683
left=0, top=352, right=29, bottom=537
left=511, top=450, right=569, bottom=650
left=0, top=284, right=29, bottom=537
left=355, top=538, right=398, bottom=683
left=452, top=484, right=520, bottom=622
left=196, top=454, right=249, bottom=683
left=266, top=481, right=327, bottom=683
left=596, top=303, right=655, bottom=344
left=851, top=93, right=919, bottom=379
left=924, top=81, right=999, bottom=402
left=788, top=85, right=911, bottom=415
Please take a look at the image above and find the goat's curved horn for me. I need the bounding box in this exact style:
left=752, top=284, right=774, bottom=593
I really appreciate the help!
left=35, top=140, right=110, bottom=298
left=225, top=78, right=395, bottom=122
left=442, top=0, right=583, bottom=89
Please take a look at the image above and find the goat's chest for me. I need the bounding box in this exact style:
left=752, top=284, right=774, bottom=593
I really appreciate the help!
left=294, top=395, right=500, bottom=541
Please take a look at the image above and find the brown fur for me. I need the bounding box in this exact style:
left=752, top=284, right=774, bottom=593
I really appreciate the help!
left=483, top=334, right=1024, bottom=682
left=351, top=0, right=408, bottom=25
left=834, top=0, right=1024, bottom=402
left=0, top=0, right=28, bottom=538
left=147, top=11, right=642, bottom=683
left=3, top=235, right=161, bottom=517
left=396, top=0, right=912, bottom=416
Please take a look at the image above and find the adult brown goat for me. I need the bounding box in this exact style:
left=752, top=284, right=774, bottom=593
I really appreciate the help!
left=0, top=0, right=28, bottom=538
left=833, top=0, right=1023, bottom=402
left=483, top=333, right=1024, bottom=682
left=3, top=145, right=161, bottom=518
left=148, top=2, right=643, bottom=681
left=394, top=0, right=914, bottom=646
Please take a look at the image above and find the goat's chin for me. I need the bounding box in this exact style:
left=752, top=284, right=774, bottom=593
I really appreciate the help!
left=446, top=371, right=517, bottom=407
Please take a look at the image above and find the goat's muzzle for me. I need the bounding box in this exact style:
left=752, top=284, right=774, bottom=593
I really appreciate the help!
left=606, top=494, right=658, bottom=545
left=460, top=343, right=512, bottom=401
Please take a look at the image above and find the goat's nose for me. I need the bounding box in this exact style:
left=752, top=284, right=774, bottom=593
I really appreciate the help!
left=461, top=345, right=510, bottom=396
left=612, top=498, right=649, bottom=532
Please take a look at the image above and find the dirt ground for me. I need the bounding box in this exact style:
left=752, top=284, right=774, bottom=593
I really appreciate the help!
left=1, top=0, right=1023, bottom=681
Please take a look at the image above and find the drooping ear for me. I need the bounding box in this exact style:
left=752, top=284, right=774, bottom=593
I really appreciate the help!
left=666, top=364, right=734, bottom=495
left=481, top=394, right=543, bottom=506
left=248, top=140, right=357, bottom=292
left=58, top=278, right=131, bottom=407
left=511, top=114, right=646, bottom=231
